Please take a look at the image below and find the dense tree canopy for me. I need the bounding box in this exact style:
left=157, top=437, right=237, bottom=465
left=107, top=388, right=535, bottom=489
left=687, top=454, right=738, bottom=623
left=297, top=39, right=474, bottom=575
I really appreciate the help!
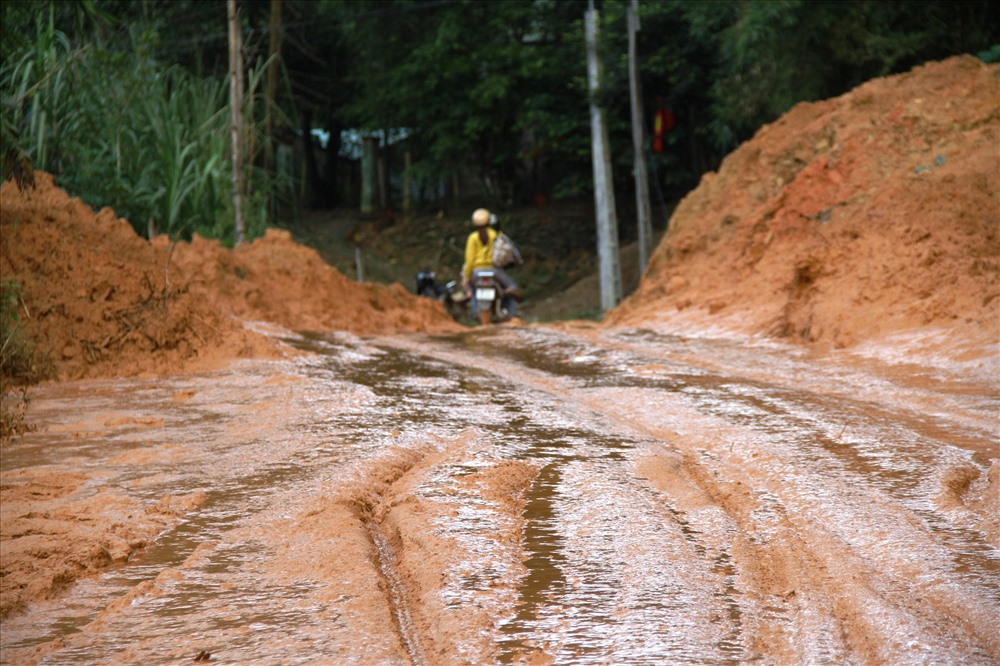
left=2, top=0, right=996, bottom=242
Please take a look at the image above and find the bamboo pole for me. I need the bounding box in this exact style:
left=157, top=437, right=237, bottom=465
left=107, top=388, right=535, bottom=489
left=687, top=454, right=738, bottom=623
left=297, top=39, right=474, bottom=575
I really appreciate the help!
left=361, top=136, right=377, bottom=215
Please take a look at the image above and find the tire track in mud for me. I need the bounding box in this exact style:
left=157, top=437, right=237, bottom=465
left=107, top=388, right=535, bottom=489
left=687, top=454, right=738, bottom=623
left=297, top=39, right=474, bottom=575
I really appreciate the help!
left=366, top=523, right=427, bottom=666
left=9, top=329, right=994, bottom=663
left=375, top=334, right=763, bottom=662
left=288, top=336, right=546, bottom=664
left=299, top=334, right=725, bottom=663
left=327, top=436, right=541, bottom=666
left=339, top=448, right=431, bottom=666
left=381, top=328, right=1000, bottom=664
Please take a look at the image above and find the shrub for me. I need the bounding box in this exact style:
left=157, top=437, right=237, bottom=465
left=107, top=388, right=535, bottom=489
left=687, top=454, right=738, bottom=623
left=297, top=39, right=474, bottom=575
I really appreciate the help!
left=1, top=281, right=52, bottom=443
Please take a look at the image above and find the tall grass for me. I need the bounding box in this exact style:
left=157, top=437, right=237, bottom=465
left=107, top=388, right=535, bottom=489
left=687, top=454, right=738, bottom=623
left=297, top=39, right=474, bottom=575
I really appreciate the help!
left=1, top=21, right=292, bottom=244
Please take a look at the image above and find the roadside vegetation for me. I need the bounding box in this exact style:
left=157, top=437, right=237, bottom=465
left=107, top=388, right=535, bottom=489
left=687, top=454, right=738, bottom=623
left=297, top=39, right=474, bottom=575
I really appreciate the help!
left=1, top=1, right=995, bottom=248
left=0, top=280, right=52, bottom=443
left=0, top=3, right=293, bottom=244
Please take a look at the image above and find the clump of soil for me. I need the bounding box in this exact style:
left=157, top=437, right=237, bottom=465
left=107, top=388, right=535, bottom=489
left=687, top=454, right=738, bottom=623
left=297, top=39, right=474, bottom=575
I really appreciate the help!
left=607, top=56, right=999, bottom=361
left=0, top=470, right=206, bottom=618
left=0, top=173, right=461, bottom=381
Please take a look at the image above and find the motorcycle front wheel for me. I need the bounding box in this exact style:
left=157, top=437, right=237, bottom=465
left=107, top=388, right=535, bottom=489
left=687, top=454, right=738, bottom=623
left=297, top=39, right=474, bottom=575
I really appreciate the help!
left=444, top=297, right=464, bottom=322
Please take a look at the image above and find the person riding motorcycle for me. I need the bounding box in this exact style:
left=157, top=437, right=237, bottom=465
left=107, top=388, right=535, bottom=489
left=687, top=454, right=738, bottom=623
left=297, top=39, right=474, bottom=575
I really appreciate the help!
left=462, top=208, right=521, bottom=320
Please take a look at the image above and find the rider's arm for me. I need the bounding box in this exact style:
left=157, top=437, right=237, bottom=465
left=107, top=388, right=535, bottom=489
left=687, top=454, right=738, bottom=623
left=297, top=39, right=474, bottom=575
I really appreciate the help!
left=463, top=233, right=477, bottom=284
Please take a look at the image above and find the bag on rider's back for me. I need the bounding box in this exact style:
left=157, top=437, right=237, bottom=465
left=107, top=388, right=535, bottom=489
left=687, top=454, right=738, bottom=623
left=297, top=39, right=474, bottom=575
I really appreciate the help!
left=492, top=233, right=524, bottom=269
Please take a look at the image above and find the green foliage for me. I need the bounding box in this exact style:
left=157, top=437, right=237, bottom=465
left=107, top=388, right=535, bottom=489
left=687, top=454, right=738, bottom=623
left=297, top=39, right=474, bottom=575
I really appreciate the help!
left=131, top=65, right=231, bottom=237
left=0, top=282, right=52, bottom=387
left=2, top=0, right=996, bottom=236
left=0, top=4, right=292, bottom=244
left=0, top=281, right=47, bottom=444
left=979, top=44, right=1000, bottom=63
left=337, top=0, right=591, bottom=205
left=654, top=0, right=1000, bottom=153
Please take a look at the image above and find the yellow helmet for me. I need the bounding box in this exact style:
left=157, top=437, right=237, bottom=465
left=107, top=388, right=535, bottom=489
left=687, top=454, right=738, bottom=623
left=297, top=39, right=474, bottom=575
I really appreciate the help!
left=472, top=208, right=491, bottom=227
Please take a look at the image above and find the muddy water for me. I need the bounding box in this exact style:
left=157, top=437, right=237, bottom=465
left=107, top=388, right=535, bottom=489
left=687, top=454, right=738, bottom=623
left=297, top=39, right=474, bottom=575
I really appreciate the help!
left=2, top=326, right=997, bottom=665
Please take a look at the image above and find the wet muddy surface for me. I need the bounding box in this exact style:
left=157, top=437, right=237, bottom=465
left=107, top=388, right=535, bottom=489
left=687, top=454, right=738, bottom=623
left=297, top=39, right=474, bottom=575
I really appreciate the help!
left=2, top=325, right=998, bottom=665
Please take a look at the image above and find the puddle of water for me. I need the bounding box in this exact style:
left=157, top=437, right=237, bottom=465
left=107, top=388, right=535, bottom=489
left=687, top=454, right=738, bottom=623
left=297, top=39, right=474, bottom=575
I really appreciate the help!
left=503, top=462, right=568, bottom=629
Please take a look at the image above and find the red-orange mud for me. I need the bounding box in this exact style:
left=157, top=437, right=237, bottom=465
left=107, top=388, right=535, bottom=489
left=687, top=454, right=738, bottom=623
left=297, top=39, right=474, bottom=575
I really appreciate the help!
left=1, top=56, right=997, bottom=664
left=607, top=56, right=998, bottom=362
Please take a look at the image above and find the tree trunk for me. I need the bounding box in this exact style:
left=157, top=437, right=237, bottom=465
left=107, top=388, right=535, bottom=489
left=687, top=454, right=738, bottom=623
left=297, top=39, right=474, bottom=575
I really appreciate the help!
left=264, top=0, right=282, bottom=177
left=301, top=107, right=322, bottom=209
left=628, top=0, right=653, bottom=274
left=228, top=0, right=245, bottom=246
left=403, top=149, right=412, bottom=218
left=324, top=121, right=342, bottom=207
left=361, top=136, right=378, bottom=215
left=586, top=2, right=622, bottom=311
left=377, top=131, right=388, bottom=211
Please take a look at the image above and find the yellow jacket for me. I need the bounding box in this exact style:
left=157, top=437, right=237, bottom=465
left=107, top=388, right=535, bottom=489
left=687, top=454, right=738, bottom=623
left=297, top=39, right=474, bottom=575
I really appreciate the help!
left=463, top=227, right=497, bottom=282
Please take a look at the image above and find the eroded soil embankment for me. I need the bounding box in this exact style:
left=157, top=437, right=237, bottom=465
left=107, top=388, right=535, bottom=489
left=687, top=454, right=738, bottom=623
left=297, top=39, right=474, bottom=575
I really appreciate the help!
left=607, top=56, right=999, bottom=356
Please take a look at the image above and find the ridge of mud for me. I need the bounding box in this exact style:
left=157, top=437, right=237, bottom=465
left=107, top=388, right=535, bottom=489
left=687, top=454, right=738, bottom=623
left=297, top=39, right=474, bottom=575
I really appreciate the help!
left=0, top=471, right=207, bottom=620
left=280, top=435, right=539, bottom=665
left=339, top=447, right=433, bottom=666
left=367, top=437, right=538, bottom=665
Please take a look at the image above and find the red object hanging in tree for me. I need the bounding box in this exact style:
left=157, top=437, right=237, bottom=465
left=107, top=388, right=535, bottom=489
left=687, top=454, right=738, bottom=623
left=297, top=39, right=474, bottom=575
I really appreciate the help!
left=653, top=99, right=675, bottom=153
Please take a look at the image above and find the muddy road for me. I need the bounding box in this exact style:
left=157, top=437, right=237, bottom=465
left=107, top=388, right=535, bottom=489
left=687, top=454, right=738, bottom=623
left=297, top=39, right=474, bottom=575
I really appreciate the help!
left=2, top=325, right=998, bottom=665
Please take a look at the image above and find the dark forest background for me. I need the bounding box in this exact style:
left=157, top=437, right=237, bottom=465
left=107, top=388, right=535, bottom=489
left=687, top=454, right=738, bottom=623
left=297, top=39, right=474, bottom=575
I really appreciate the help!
left=2, top=0, right=997, bottom=243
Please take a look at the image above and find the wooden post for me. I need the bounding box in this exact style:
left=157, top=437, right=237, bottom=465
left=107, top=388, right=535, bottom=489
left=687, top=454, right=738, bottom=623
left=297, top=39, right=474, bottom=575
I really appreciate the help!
left=228, top=0, right=245, bottom=245
left=586, top=1, right=622, bottom=311
left=628, top=0, right=653, bottom=273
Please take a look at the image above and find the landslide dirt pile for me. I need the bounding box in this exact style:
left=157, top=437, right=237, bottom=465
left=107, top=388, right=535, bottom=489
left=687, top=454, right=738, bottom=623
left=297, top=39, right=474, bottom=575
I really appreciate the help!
left=0, top=173, right=460, bottom=381
left=607, top=56, right=999, bottom=355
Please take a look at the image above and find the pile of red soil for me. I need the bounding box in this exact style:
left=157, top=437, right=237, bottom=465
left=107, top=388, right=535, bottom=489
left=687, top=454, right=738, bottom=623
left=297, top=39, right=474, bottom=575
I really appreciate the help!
left=2, top=56, right=996, bottom=382
left=0, top=175, right=460, bottom=381
left=608, top=56, right=999, bottom=359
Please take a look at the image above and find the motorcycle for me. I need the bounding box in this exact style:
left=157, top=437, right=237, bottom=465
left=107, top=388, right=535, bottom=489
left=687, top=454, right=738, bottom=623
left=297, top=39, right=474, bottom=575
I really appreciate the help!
left=415, top=268, right=446, bottom=299
left=470, top=269, right=512, bottom=326
left=415, top=268, right=472, bottom=322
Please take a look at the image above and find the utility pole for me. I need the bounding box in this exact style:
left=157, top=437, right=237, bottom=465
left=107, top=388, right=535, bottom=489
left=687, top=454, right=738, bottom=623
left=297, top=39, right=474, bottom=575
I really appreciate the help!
left=228, top=0, right=245, bottom=246
left=586, top=0, right=622, bottom=311
left=628, top=0, right=653, bottom=272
